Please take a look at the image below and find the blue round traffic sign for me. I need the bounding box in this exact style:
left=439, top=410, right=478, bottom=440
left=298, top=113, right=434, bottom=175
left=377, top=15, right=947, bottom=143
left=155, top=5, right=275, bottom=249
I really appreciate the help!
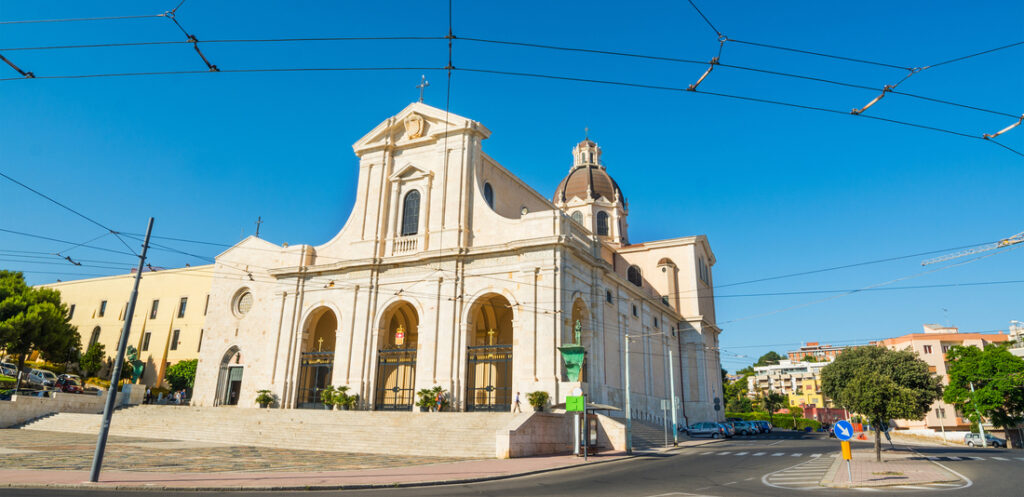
left=834, top=420, right=854, bottom=441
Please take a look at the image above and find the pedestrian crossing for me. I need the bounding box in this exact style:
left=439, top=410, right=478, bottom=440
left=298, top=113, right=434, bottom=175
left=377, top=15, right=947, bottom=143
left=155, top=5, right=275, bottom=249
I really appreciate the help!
left=697, top=450, right=823, bottom=458
left=923, top=454, right=1024, bottom=463
left=762, top=453, right=836, bottom=490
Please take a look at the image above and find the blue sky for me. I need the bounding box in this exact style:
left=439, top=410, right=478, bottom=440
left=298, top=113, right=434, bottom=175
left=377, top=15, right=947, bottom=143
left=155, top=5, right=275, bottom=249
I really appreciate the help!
left=2, top=1, right=1021, bottom=371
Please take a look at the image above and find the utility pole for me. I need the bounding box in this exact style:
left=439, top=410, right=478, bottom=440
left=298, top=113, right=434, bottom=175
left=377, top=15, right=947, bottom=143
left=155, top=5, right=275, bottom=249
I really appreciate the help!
left=937, top=407, right=948, bottom=445
left=624, top=333, right=633, bottom=455
left=89, top=217, right=153, bottom=483
left=969, top=382, right=988, bottom=448
left=668, top=347, right=679, bottom=446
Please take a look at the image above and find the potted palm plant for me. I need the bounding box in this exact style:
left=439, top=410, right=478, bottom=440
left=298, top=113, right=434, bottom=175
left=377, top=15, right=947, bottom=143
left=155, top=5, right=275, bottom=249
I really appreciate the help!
left=415, top=385, right=450, bottom=412
left=527, top=391, right=549, bottom=412
left=320, top=385, right=337, bottom=410
left=255, top=389, right=275, bottom=408
left=334, top=386, right=359, bottom=410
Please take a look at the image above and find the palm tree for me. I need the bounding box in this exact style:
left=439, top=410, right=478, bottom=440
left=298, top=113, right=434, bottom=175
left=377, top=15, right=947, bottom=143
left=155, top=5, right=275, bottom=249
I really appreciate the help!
left=760, top=392, right=787, bottom=425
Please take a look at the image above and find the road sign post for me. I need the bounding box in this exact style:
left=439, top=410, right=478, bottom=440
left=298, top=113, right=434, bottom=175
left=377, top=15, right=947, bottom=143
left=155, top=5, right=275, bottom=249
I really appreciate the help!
left=834, top=419, right=854, bottom=483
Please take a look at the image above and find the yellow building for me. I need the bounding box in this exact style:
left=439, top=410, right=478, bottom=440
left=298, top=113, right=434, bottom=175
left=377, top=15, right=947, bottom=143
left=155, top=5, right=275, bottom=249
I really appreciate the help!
left=41, top=265, right=214, bottom=387
left=788, top=377, right=830, bottom=408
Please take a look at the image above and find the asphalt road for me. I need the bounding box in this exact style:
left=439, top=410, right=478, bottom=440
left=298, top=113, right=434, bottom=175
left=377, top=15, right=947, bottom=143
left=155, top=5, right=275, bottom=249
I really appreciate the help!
left=6, top=432, right=1020, bottom=497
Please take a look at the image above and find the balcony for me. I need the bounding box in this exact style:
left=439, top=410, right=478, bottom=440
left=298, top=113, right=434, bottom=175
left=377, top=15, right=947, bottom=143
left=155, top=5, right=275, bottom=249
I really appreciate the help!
left=392, top=236, right=419, bottom=255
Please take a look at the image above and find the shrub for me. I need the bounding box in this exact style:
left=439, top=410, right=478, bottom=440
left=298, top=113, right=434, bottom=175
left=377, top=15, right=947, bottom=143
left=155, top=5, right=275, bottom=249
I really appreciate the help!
left=724, top=411, right=821, bottom=431
left=256, top=389, right=276, bottom=407
left=165, top=359, right=197, bottom=392
left=527, top=391, right=550, bottom=409
left=416, top=386, right=450, bottom=411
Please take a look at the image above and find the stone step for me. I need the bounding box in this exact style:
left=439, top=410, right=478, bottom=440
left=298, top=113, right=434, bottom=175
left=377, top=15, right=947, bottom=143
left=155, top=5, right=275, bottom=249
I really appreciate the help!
left=20, top=405, right=512, bottom=458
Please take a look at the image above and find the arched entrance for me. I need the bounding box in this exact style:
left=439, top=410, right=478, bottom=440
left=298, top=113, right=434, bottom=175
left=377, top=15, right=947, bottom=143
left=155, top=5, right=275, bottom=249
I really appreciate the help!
left=465, top=294, right=514, bottom=411
left=215, top=346, right=243, bottom=406
left=297, top=307, right=338, bottom=409
left=374, top=302, right=418, bottom=410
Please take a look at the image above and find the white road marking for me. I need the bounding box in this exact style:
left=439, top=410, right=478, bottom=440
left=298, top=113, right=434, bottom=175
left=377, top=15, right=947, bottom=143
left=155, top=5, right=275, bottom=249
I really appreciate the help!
left=947, top=456, right=962, bottom=461
left=854, top=488, right=881, bottom=492
left=969, top=456, right=984, bottom=460
left=753, top=452, right=766, bottom=456
left=1016, top=457, right=1024, bottom=462
left=928, top=456, right=941, bottom=460
left=717, top=451, right=731, bottom=455
left=772, top=452, right=785, bottom=456
left=991, top=456, right=1009, bottom=461
left=734, top=452, right=748, bottom=456
left=810, top=453, right=821, bottom=458
left=791, top=453, right=802, bottom=456
left=930, top=483, right=962, bottom=487
left=891, top=486, right=931, bottom=490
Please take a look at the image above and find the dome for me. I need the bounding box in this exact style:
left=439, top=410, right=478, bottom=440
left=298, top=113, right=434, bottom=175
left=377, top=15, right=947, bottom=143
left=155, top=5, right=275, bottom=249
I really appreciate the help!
left=553, top=165, right=623, bottom=203
left=553, top=138, right=625, bottom=203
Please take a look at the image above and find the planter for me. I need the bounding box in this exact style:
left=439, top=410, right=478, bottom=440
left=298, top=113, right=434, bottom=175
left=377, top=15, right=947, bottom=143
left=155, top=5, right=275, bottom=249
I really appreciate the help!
left=533, top=405, right=543, bottom=412
left=258, top=404, right=269, bottom=409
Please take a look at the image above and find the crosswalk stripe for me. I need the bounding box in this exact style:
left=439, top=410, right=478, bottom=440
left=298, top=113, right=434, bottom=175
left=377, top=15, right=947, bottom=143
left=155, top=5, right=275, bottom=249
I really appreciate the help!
left=791, top=453, right=802, bottom=457
left=717, top=451, right=731, bottom=455
left=991, top=456, right=1009, bottom=461
left=772, top=452, right=785, bottom=456
left=947, top=456, right=962, bottom=461
left=928, top=456, right=940, bottom=460
left=753, top=452, right=765, bottom=456
left=734, top=452, right=748, bottom=456
left=969, top=456, right=984, bottom=460
left=810, top=453, right=821, bottom=458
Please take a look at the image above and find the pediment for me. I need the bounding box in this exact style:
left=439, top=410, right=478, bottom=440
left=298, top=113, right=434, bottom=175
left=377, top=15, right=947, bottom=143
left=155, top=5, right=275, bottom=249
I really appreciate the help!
left=389, top=163, right=433, bottom=182
left=353, top=102, right=491, bottom=156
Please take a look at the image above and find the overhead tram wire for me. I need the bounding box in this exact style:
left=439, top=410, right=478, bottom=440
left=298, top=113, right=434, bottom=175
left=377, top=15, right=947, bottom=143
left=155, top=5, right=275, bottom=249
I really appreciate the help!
left=0, top=66, right=449, bottom=82
left=0, top=14, right=165, bottom=25
left=0, top=228, right=135, bottom=257
left=0, top=170, right=139, bottom=255
left=4, top=35, right=1016, bottom=119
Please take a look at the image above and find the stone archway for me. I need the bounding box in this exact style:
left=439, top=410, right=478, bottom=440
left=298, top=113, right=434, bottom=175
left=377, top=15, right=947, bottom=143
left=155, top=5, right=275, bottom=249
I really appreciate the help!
left=215, top=346, right=243, bottom=406
left=296, top=307, right=338, bottom=409
left=374, top=301, right=419, bottom=410
left=465, top=294, right=514, bottom=411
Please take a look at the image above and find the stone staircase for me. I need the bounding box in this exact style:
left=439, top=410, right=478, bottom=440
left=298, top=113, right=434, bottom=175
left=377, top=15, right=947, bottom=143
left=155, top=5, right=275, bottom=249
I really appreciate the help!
left=629, top=419, right=677, bottom=450
left=20, top=405, right=521, bottom=459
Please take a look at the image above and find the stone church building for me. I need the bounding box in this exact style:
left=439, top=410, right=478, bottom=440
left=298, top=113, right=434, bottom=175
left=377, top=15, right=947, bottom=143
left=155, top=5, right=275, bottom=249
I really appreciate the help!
left=192, top=102, right=724, bottom=425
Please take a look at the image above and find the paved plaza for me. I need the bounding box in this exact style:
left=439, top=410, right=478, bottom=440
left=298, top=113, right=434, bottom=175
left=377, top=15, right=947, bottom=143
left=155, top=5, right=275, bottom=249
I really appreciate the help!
left=0, top=430, right=468, bottom=473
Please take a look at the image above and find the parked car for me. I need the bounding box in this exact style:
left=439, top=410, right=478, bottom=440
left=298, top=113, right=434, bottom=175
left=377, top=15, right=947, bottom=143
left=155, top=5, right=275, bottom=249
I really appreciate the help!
left=0, top=362, right=18, bottom=377
left=964, top=433, right=1006, bottom=448
left=686, top=422, right=730, bottom=439
left=733, top=421, right=759, bottom=436
left=754, top=420, right=772, bottom=433
left=54, top=374, right=84, bottom=394
left=27, top=369, right=58, bottom=387
left=718, top=422, right=736, bottom=437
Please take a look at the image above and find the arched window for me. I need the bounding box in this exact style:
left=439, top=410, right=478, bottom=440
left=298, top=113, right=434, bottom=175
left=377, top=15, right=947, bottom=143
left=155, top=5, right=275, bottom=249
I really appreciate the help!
left=89, top=326, right=101, bottom=348
left=483, top=182, right=494, bottom=208
left=627, top=265, right=642, bottom=287
left=596, top=211, right=609, bottom=236
left=571, top=211, right=583, bottom=224
left=401, top=190, right=420, bottom=236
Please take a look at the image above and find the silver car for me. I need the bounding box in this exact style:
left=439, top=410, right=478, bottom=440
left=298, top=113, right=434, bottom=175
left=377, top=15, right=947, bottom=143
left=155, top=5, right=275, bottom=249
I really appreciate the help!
left=686, top=422, right=729, bottom=438
left=964, top=432, right=1006, bottom=448
left=0, top=362, right=17, bottom=377
left=733, top=420, right=759, bottom=436
left=27, top=369, right=57, bottom=387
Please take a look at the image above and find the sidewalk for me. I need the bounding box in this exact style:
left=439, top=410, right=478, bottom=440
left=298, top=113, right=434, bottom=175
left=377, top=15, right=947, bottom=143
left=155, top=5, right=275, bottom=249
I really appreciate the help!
left=822, top=444, right=961, bottom=488
left=0, top=452, right=632, bottom=491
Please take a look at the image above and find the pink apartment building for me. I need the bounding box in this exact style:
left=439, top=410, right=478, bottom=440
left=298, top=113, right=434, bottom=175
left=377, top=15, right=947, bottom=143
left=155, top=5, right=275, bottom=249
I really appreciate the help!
left=873, top=324, right=1010, bottom=436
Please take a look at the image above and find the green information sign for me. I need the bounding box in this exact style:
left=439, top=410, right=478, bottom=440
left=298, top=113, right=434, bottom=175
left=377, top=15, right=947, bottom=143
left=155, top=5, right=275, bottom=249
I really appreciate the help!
left=566, top=395, right=585, bottom=412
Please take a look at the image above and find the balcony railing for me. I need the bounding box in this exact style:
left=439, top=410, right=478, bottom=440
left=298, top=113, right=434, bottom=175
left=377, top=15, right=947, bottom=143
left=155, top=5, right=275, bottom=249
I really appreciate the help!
left=393, top=236, right=418, bottom=255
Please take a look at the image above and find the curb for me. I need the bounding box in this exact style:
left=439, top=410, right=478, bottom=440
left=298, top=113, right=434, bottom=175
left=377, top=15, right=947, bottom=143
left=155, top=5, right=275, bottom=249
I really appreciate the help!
left=0, top=453, right=643, bottom=493
left=818, top=444, right=964, bottom=489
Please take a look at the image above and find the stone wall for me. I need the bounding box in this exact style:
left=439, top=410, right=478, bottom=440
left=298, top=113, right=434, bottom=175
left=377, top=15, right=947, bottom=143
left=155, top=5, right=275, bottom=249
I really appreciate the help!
left=498, top=412, right=574, bottom=458
left=0, top=385, right=144, bottom=428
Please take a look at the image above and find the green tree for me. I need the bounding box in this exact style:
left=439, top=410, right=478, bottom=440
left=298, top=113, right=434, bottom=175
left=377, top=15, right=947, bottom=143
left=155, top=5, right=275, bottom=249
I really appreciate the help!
left=801, top=355, right=818, bottom=363
left=727, top=395, right=753, bottom=412
left=755, top=351, right=784, bottom=367
left=943, top=344, right=1024, bottom=446
left=80, top=342, right=106, bottom=378
left=165, top=359, right=198, bottom=392
left=788, top=405, right=804, bottom=426
left=0, top=271, right=79, bottom=391
left=759, top=391, right=787, bottom=425
left=821, top=346, right=942, bottom=461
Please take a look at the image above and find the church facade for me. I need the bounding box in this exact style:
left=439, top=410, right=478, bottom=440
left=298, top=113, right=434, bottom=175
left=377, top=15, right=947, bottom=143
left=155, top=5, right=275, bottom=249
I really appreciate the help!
left=192, top=102, right=724, bottom=425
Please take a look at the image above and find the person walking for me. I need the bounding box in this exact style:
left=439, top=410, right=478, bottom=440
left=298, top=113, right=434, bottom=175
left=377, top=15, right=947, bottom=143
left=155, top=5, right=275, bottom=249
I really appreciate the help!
left=512, top=391, right=522, bottom=413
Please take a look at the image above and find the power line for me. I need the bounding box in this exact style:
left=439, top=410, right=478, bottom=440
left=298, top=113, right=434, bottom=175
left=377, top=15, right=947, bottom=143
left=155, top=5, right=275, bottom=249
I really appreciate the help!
left=0, top=170, right=138, bottom=255
left=0, top=66, right=448, bottom=82
left=685, top=0, right=723, bottom=38
left=923, top=40, right=1024, bottom=70
left=0, top=36, right=446, bottom=52
left=0, top=228, right=135, bottom=257
left=0, top=14, right=164, bottom=25
left=726, top=39, right=910, bottom=71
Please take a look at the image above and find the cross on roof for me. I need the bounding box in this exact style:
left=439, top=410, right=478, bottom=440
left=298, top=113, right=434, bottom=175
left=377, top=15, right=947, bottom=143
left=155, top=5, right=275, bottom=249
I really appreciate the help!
left=416, top=75, right=430, bottom=102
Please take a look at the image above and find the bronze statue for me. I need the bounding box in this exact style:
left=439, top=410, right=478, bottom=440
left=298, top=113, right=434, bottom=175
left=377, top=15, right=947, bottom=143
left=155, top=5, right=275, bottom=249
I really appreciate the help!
left=125, top=345, right=145, bottom=384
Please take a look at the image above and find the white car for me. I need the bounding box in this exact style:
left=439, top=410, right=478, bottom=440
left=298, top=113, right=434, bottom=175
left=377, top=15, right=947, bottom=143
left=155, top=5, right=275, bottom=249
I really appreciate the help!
left=0, top=362, right=17, bottom=377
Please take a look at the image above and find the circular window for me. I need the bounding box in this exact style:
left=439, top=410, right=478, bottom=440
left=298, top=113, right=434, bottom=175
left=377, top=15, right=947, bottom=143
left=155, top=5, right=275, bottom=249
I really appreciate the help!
left=235, top=291, right=253, bottom=316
